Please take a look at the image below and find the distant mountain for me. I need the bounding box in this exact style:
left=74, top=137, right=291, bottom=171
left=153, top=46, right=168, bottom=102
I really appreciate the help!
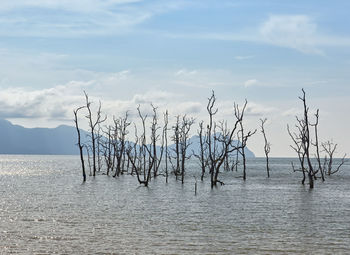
left=0, top=119, right=88, bottom=155
left=0, top=119, right=255, bottom=157
left=168, top=135, right=255, bottom=158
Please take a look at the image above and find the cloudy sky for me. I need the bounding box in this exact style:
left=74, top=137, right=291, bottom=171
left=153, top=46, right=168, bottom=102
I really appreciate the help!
left=0, top=0, right=349, bottom=157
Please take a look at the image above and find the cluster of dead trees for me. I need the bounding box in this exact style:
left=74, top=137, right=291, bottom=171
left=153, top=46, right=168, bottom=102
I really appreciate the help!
left=287, top=89, right=346, bottom=189
left=74, top=89, right=346, bottom=189
left=74, top=91, right=257, bottom=188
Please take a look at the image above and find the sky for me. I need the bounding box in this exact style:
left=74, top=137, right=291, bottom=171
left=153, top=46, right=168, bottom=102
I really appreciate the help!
left=0, top=0, right=349, bottom=157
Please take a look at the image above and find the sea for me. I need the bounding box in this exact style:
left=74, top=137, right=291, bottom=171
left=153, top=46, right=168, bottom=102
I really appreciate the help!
left=0, top=155, right=349, bottom=254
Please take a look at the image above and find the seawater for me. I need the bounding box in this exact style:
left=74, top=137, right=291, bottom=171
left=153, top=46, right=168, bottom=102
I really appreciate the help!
left=0, top=155, right=349, bottom=254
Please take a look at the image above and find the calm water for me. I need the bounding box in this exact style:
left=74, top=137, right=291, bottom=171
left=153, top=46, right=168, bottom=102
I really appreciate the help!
left=0, top=155, right=349, bottom=254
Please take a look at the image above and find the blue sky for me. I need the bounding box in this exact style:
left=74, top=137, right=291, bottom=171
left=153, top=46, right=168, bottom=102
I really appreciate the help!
left=0, top=0, right=349, bottom=156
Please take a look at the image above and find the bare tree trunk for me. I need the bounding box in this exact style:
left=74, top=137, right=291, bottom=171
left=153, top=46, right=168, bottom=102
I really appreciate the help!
left=311, top=110, right=324, bottom=181
left=288, top=89, right=317, bottom=189
left=84, top=91, right=106, bottom=177
left=236, top=101, right=256, bottom=181
left=300, top=89, right=314, bottom=189
left=260, top=118, right=271, bottom=178
left=74, top=106, right=86, bottom=182
left=163, top=111, right=169, bottom=183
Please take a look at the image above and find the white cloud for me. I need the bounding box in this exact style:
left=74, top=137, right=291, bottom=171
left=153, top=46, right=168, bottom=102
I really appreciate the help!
left=0, top=82, right=89, bottom=119
left=282, top=107, right=302, bottom=117
left=259, top=15, right=322, bottom=54
left=132, top=90, right=175, bottom=105
left=244, top=79, right=258, bottom=87
left=245, top=102, right=276, bottom=117
left=166, top=15, right=350, bottom=55
left=175, top=69, right=198, bottom=76
left=234, top=55, right=254, bottom=60
left=0, top=0, right=189, bottom=37
left=0, top=0, right=142, bottom=13
left=0, top=80, right=203, bottom=126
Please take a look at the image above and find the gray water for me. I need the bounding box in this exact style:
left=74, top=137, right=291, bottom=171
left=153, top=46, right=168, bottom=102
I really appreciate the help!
left=0, top=155, right=349, bottom=254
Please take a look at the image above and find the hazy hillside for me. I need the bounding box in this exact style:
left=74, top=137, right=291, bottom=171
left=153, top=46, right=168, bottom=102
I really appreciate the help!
left=168, top=135, right=255, bottom=158
left=0, top=119, right=88, bottom=155
left=0, top=119, right=255, bottom=157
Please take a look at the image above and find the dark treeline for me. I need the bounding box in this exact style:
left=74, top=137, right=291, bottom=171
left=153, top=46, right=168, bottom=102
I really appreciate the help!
left=74, top=90, right=346, bottom=189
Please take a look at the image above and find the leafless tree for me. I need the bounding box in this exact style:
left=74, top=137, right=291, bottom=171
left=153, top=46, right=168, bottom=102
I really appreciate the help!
left=171, top=115, right=181, bottom=179
left=179, top=115, right=195, bottom=184
left=73, top=106, right=86, bottom=182
left=150, top=104, right=164, bottom=178
left=300, top=89, right=315, bottom=188
left=236, top=100, right=257, bottom=181
left=288, top=89, right=316, bottom=188
left=96, top=126, right=103, bottom=172
left=310, top=110, right=325, bottom=181
left=126, top=106, right=155, bottom=186
left=84, top=91, right=107, bottom=176
left=322, top=141, right=346, bottom=175
left=163, top=110, right=169, bottom=183
left=193, top=121, right=208, bottom=181
left=101, top=125, right=114, bottom=176
left=113, top=112, right=131, bottom=177
left=287, top=122, right=306, bottom=184
left=206, top=91, right=247, bottom=188
left=260, top=118, right=271, bottom=178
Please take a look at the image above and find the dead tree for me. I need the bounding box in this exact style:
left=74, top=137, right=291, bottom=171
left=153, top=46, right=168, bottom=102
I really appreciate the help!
left=287, top=122, right=306, bottom=184
left=73, top=106, right=86, bottom=182
left=311, top=110, right=325, bottom=181
left=113, top=112, right=131, bottom=177
left=300, top=89, right=315, bottom=188
left=179, top=115, right=195, bottom=184
left=236, top=100, right=257, bottom=181
left=96, top=126, right=103, bottom=172
left=163, top=110, right=169, bottom=183
left=260, top=118, right=271, bottom=178
left=288, top=89, right=316, bottom=188
left=126, top=106, right=154, bottom=186
left=84, top=91, right=106, bottom=176
left=102, top=125, right=114, bottom=176
left=171, top=115, right=181, bottom=178
left=206, top=91, right=246, bottom=188
left=322, top=141, right=346, bottom=175
left=127, top=144, right=155, bottom=187
left=150, top=104, right=164, bottom=178
left=193, top=121, right=208, bottom=181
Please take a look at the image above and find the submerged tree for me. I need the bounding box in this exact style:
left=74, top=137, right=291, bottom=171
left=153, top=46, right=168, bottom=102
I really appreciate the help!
left=163, top=110, right=169, bottom=183
left=236, top=101, right=256, bottom=181
left=179, top=115, right=195, bottom=184
left=73, top=106, right=86, bottom=182
left=84, top=91, right=107, bottom=177
left=193, top=121, right=208, bottom=181
left=149, top=104, right=165, bottom=178
left=288, top=89, right=316, bottom=188
left=206, top=91, right=249, bottom=188
left=113, top=112, right=131, bottom=177
left=170, top=115, right=181, bottom=179
left=311, top=110, right=325, bottom=181
left=288, top=121, right=307, bottom=184
left=126, top=105, right=155, bottom=186
left=101, top=125, right=114, bottom=176
left=260, top=118, right=271, bottom=178
left=322, top=141, right=346, bottom=176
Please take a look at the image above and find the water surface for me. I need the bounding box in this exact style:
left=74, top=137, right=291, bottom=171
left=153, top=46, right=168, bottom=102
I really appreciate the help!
left=0, top=155, right=349, bottom=254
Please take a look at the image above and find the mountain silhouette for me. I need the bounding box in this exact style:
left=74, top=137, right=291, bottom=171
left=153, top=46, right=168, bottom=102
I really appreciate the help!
left=0, top=119, right=255, bottom=157
left=168, top=134, right=255, bottom=158
left=0, top=119, right=89, bottom=155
